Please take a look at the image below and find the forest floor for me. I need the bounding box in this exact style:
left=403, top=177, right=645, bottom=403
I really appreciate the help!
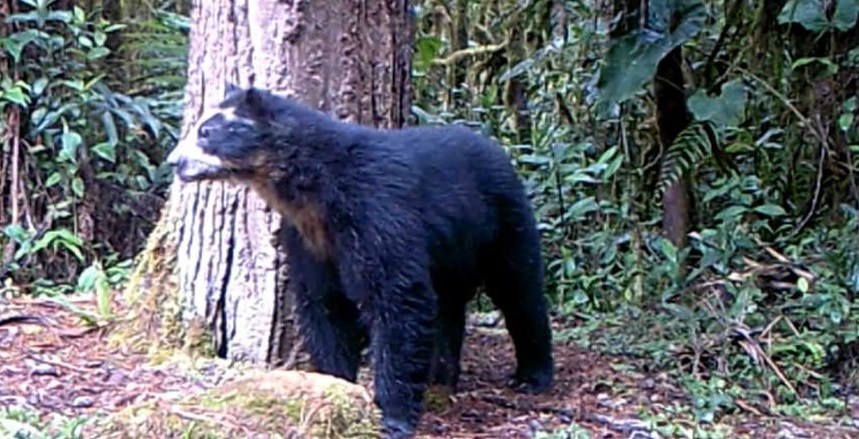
left=1, top=294, right=858, bottom=439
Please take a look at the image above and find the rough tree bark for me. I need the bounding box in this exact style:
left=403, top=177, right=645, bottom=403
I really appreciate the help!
left=654, top=46, right=692, bottom=252
left=446, top=0, right=468, bottom=109
left=610, top=0, right=692, bottom=254
left=126, top=0, right=412, bottom=365
left=0, top=0, right=21, bottom=265
left=504, top=2, right=531, bottom=145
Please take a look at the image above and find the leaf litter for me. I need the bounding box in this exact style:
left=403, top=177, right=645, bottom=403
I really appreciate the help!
left=0, top=295, right=857, bottom=438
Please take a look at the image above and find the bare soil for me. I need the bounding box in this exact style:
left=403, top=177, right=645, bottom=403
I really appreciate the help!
left=1, top=295, right=857, bottom=438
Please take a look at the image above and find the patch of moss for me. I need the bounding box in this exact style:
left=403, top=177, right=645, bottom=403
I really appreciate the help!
left=86, top=370, right=380, bottom=439
left=423, top=384, right=454, bottom=413
left=108, top=205, right=216, bottom=360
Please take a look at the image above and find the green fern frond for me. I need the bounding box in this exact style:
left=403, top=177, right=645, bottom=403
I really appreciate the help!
left=656, top=120, right=719, bottom=194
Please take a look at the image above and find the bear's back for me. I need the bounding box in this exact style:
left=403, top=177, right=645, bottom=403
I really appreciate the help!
left=375, top=125, right=529, bottom=278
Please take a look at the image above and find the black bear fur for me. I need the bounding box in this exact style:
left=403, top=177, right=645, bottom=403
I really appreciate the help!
left=165, top=85, right=554, bottom=438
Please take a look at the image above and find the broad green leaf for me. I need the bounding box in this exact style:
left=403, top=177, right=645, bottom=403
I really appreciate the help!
left=84, top=74, right=107, bottom=91
left=778, top=0, right=829, bottom=32
left=76, top=264, right=101, bottom=292
left=725, top=142, right=754, bottom=153
left=111, top=107, right=135, bottom=127
left=791, top=57, right=839, bottom=75
left=92, top=142, right=116, bottom=163
left=30, top=106, right=47, bottom=126
left=838, top=113, right=854, bottom=132
left=413, top=36, right=442, bottom=73
left=602, top=150, right=625, bottom=179
left=656, top=238, right=679, bottom=262
left=0, top=87, right=29, bottom=105
left=833, top=0, right=859, bottom=31
left=1, top=30, right=41, bottom=63
left=45, top=11, right=73, bottom=24
left=597, top=32, right=673, bottom=106
left=3, top=224, right=30, bottom=244
left=31, top=103, right=78, bottom=135
left=31, top=77, right=50, bottom=96
left=797, top=277, right=810, bottom=293
left=96, top=274, right=113, bottom=318
left=60, top=128, right=83, bottom=162
left=60, top=79, right=86, bottom=92
left=101, top=112, right=119, bottom=146
left=31, top=231, right=58, bottom=254
left=753, top=204, right=787, bottom=217
left=71, top=176, right=85, bottom=198
left=566, top=196, right=599, bottom=220
left=518, top=154, right=552, bottom=166
left=565, top=172, right=602, bottom=185
left=688, top=80, right=747, bottom=127
left=104, top=24, right=127, bottom=33
left=94, top=31, right=108, bottom=47
left=86, top=46, right=111, bottom=61
left=78, top=35, right=93, bottom=48
left=596, top=0, right=707, bottom=106
left=48, top=229, right=83, bottom=255
left=596, top=145, right=621, bottom=165
left=73, top=6, right=86, bottom=24
left=4, top=11, right=42, bottom=24
left=45, top=172, right=62, bottom=187
left=715, top=205, right=747, bottom=222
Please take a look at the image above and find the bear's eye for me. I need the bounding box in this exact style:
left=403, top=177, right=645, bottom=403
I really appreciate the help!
left=227, top=122, right=250, bottom=134
left=199, top=125, right=213, bottom=139
left=197, top=113, right=227, bottom=140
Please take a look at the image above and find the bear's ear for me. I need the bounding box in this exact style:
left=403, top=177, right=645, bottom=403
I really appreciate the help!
left=224, top=82, right=241, bottom=98
left=242, top=87, right=270, bottom=120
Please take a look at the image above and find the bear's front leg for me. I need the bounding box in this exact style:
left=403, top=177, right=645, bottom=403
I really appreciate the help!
left=294, top=288, right=367, bottom=382
left=370, top=281, right=437, bottom=439
left=285, top=227, right=368, bottom=382
left=336, top=251, right=438, bottom=437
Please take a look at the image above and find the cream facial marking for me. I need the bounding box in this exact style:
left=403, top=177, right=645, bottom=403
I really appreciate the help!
left=166, top=106, right=243, bottom=182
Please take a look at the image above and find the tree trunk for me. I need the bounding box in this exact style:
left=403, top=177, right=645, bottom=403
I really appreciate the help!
left=0, top=0, right=20, bottom=266
left=504, top=5, right=531, bottom=145
left=127, top=0, right=412, bottom=365
left=446, top=0, right=469, bottom=109
left=654, top=46, right=692, bottom=252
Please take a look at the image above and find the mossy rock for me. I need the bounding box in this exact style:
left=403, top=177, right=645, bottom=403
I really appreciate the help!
left=87, top=370, right=381, bottom=439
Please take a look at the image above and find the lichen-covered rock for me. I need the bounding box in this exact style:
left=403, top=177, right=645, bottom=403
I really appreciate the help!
left=87, top=370, right=380, bottom=439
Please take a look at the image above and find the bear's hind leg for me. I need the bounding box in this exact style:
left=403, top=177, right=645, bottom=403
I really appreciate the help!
left=481, top=226, right=554, bottom=393
left=428, top=295, right=467, bottom=392
left=368, top=281, right=438, bottom=439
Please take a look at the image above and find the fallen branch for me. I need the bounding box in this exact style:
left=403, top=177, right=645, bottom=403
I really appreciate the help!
left=0, top=314, right=44, bottom=326
left=431, top=43, right=507, bottom=67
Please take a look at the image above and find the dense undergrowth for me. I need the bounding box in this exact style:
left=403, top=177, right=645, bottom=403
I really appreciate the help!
left=1, top=0, right=857, bottom=437
left=409, top=0, right=859, bottom=428
left=0, top=1, right=188, bottom=297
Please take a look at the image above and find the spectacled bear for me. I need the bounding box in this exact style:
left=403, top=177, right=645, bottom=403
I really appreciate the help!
left=165, top=85, right=554, bottom=438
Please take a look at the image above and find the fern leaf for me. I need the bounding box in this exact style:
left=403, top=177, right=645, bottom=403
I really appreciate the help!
left=656, top=120, right=719, bottom=194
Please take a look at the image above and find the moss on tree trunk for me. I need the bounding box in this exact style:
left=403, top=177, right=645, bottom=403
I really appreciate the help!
left=119, top=0, right=413, bottom=367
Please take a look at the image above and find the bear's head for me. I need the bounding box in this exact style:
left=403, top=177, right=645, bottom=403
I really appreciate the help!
left=166, top=84, right=282, bottom=183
